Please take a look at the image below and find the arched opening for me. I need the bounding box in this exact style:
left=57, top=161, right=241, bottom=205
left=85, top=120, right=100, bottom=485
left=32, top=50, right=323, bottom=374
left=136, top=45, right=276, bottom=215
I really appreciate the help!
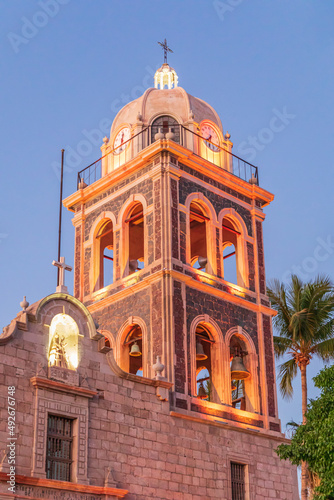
left=151, top=115, right=180, bottom=144
left=48, top=314, right=79, bottom=371
left=121, top=324, right=143, bottom=376
left=222, top=217, right=240, bottom=285
left=230, top=335, right=250, bottom=411
left=195, top=324, right=213, bottom=400
left=95, top=220, right=114, bottom=289
left=190, top=202, right=209, bottom=271
left=126, top=203, right=144, bottom=274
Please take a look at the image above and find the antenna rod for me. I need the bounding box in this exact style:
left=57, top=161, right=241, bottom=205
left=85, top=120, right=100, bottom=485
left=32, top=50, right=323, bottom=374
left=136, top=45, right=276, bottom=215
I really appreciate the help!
left=57, top=149, right=65, bottom=286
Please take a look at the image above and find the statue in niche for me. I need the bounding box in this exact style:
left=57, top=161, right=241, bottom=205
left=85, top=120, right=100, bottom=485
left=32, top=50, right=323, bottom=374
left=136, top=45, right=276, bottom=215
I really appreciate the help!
left=48, top=313, right=79, bottom=372
left=49, top=332, right=69, bottom=369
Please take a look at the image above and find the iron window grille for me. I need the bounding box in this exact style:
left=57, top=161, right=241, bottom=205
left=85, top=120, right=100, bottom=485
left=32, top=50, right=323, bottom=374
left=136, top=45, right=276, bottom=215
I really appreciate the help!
left=46, top=415, right=73, bottom=481
left=231, top=462, right=246, bottom=500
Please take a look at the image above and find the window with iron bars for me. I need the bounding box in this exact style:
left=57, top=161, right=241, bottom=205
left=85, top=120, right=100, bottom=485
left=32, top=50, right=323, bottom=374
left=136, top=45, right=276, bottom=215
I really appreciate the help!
left=46, top=415, right=73, bottom=481
left=231, top=462, right=246, bottom=500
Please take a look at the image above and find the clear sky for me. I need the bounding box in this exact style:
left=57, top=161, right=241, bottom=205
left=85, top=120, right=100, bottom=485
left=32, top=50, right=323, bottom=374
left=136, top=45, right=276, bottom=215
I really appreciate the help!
left=1, top=0, right=334, bottom=454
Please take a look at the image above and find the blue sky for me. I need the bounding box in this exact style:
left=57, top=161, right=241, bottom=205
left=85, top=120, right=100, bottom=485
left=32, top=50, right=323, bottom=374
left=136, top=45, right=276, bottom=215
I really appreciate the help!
left=1, top=0, right=334, bottom=448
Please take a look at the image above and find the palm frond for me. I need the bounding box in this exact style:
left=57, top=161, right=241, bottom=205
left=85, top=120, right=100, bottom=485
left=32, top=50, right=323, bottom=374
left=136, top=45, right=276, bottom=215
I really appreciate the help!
left=313, top=337, right=334, bottom=361
left=267, top=279, right=291, bottom=337
left=286, top=420, right=299, bottom=429
left=278, top=357, right=298, bottom=399
left=273, top=336, right=292, bottom=358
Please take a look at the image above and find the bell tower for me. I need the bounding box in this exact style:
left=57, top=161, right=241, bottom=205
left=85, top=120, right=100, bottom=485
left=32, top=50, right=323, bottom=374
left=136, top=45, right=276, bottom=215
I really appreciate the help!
left=64, top=69, right=281, bottom=433
left=0, top=59, right=299, bottom=498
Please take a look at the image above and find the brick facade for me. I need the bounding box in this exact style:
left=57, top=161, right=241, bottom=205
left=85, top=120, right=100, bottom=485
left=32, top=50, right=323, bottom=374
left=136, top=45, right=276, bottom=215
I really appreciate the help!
left=0, top=297, right=298, bottom=499
left=0, top=118, right=298, bottom=498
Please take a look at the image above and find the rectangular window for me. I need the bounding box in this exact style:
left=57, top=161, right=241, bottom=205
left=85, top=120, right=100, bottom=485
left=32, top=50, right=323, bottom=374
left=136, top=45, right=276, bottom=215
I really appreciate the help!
left=231, top=462, right=245, bottom=500
left=46, top=415, right=73, bottom=481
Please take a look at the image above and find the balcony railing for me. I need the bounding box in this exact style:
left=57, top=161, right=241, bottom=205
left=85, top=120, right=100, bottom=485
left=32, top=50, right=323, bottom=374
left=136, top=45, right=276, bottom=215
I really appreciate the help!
left=77, top=125, right=259, bottom=189
left=77, top=127, right=149, bottom=188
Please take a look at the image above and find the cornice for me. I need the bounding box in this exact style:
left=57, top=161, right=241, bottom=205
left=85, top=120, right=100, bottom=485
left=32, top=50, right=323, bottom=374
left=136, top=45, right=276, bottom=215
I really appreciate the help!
left=63, top=141, right=274, bottom=212
left=30, top=376, right=97, bottom=398
left=86, top=268, right=276, bottom=317
left=0, top=473, right=128, bottom=498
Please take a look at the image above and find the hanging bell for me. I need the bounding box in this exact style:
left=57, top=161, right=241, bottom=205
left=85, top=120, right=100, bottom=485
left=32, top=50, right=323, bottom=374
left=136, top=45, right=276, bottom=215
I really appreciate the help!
left=230, top=356, right=250, bottom=380
left=231, top=381, right=237, bottom=391
left=198, top=382, right=207, bottom=399
left=129, top=259, right=138, bottom=273
left=129, top=341, right=142, bottom=357
left=196, top=342, right=208, bottom=361
left=198, top=256, right=208, bottom=269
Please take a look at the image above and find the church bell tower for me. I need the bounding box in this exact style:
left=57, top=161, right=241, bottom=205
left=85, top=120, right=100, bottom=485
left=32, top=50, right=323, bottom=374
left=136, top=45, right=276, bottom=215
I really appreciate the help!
left=0, top=50, right=299, bottom=498
left=64, top=63, right=280, bottom=432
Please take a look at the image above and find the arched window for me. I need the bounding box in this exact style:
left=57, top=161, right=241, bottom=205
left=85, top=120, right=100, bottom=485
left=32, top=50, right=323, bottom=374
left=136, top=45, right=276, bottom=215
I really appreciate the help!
left=151, top=115, right=180, bottom=144
left=229, top=333, right=259, bottom=413
left=126, top=203, right=144, bottom=274
left=195, top=325, right=212, bottom=400
left=191, top=320, right=225, bottom=404
left=48, top=314, right=79, bottom=370
left=95, top=220, right=114, bottom=289
left=190, top=202, right=209, bottom=271
left=222, top=217, right=244, bottom=286
left=121, top=324, right=143, bottom=376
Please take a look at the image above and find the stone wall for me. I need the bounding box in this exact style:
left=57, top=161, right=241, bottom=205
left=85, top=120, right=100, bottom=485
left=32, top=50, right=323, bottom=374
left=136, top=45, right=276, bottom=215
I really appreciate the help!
left=0, top=302, right=299, bottom=500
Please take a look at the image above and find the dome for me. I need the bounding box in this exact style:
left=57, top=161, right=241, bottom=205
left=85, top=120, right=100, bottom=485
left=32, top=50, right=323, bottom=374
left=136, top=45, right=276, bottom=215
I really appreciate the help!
left=110, top=86, right=223, bottom=136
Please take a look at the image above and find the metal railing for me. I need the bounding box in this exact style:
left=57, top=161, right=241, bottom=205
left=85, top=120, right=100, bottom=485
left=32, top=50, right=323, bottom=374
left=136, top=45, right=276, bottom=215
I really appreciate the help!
left=77, top=125, right=259, bottom=189
left=77, top=127, right=149, bottom=188
left=180, top=125, right=259, bottom=185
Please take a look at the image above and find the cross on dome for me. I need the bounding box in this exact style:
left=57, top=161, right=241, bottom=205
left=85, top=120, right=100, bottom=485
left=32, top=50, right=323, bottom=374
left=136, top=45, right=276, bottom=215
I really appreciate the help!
left=157, top=38, right=173, bottom=64
left=155, top=38, right=178, bottom=90
left=52, top=256, right=72, bottom=293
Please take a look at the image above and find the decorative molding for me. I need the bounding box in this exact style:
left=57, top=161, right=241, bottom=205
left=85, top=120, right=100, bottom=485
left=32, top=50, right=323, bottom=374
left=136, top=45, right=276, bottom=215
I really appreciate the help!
left=86, top=268, right=275, bottom=316
left=169, top=410, right=286, bottom=441
left=0, top=473, right=128, bottom=499
left=30, top=380, right=93, bottom=483
left=62, top=141, right=274, bottom=213
left=30, top=376, right=97, bottom=398
left=35, top=293, right=98, bottom=340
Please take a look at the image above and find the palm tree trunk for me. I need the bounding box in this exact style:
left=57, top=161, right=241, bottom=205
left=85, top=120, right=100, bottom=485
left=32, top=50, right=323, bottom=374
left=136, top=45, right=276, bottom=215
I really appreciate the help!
left=300, top=362, right=308, bottom=500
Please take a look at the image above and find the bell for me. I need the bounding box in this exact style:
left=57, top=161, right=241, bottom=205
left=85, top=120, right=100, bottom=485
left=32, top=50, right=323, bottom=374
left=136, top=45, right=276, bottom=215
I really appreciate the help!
left=231, top=381, right=237, bottom=391
left=230, top=356, right=250, bottom=380
left=198, top=382, right=207, bottom=399
left=196, top=342, right=208, bottom=361
left=129, top=259, right=138, bottom=273
left=129, top=341, right=142, bottom=357
left=198, top=256, right=208, bottom=269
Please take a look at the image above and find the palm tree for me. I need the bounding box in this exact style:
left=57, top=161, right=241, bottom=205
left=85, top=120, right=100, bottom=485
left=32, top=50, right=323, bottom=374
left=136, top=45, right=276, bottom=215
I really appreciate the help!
left=267, top=275, right=334, bottom=500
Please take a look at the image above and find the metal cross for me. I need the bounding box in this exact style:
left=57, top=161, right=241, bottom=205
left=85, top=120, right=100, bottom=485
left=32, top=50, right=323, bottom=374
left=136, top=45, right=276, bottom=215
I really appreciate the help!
left=52, top=256, right=72, bottom=293
left=158, top=38, right=173, bottom=64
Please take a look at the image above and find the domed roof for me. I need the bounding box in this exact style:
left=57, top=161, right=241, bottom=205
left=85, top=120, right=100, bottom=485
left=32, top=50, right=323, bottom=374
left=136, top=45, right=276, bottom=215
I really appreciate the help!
left=110, top=86, right=223, bottom=135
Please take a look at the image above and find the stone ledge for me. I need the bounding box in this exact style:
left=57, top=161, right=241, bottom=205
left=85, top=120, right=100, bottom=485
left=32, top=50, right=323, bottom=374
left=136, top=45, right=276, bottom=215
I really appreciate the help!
left=30, top=376, right=97, bottom=398
left=0, top=473, right=128, bottom=499
left=170, top=409, right=288, bottom=442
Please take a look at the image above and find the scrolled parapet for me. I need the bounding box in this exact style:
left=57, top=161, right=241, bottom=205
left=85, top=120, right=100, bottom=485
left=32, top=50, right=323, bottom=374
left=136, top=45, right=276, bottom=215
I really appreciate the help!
left=0, top=318, right=18, bottom=345
left=106, top=350, right=172, bottom=401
